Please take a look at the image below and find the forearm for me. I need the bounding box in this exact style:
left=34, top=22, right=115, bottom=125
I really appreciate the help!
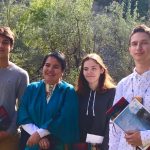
left=22, top=124, right=50, bottom=137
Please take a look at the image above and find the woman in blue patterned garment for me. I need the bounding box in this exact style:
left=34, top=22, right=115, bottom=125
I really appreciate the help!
left=17, top=52, right=79, bottom=150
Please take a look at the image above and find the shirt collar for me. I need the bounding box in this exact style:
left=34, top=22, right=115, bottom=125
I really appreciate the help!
left=133, top=68, right=150, bottom=80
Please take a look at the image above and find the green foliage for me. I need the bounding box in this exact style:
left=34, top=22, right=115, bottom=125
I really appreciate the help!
left=12, top=0, right=95, bottom=82
left=92, top=1, right=142, bottom=81
left=0, top=0, right=149, bottom=83
left=65, top=68, right=79, bottom=86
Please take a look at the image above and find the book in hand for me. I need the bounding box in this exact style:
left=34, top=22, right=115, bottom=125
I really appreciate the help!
left=106, top=97, right=129, bottom=121
left=0, top=106, right=10, bottom=131
left=107, top=97, right=150, bottom=150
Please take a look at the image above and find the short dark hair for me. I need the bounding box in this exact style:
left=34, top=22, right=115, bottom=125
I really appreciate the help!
left=41, top=51, right=66, bottom=71
left=0, top=26, right=15, bottom=46
left=129, top=24, right=150, bottom=45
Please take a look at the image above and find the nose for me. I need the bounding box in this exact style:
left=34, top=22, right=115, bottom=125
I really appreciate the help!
left=47, top=66, right=54, bottom=72
left=136, top=43, right=142, bottom=51
left=87, top=69, right=93, bottom=74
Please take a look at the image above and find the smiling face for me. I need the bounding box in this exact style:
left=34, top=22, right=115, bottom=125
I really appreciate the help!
left=0, top=35, right=12, bottom=59
left=42, top=56, right=63, bottom=85
left=129, top=32, right=150, bottom=64
left=83, top=59, right=104, bottom=89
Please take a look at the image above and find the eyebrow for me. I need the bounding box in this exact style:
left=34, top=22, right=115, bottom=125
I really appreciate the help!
left=45, top=63, right=60, bottom=66
left=3, top=39, right=10, bottom=42
left=131, top=38, right=149, bottom=42
left=84, top=65, right=97, bottom=68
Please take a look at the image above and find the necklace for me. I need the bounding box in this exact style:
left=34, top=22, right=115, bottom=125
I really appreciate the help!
left=45, top=83, right=55, bottom=103
left=131, top=77, right=150, bottom=103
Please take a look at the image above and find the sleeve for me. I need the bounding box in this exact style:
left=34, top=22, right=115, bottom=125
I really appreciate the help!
left=22, top=124, right=50, bottom=138
left=37, top=129, right=50, bottom=138
left=22, top=124, right=39, bottom=135
left=109, top=83, right=124, bottom=150
left=17, top=71, right=29, bottom=102
left=102, top=89, right=116, bottom=149
left=6, top=113, right=17, bottom=134
left=109, top=122, right=122, bottom=150
left=17, top=85, right=43, bottom=126
left=140, top=130, right=150, bottom=147
left=18, top=85, right=50, bottom=138
left=40, top=86, right=79, bottom=143
left=17, top=86, right=34, bottom=126
left=7, top=71, right=29, bottom=134
left=113, top=82, right=124, bottom=104
left=101, top=124, right=108, bottom=149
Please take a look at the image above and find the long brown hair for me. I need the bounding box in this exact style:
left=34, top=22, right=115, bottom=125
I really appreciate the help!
left=76, top=53, right=115, bottom=94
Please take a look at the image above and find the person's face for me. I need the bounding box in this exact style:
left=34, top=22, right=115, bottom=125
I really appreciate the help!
left=129, top=32, right=150, bottom=64
left=83, top=59, right=104, bottom=86
left=0, top=35, right=12, bottom=59
left=42, top=56, right=63, bottom=85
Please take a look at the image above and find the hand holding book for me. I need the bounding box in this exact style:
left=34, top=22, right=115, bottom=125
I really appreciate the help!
left=125, top=131, right=142, bottom=149
left=107, top=97, right=150, bottom=150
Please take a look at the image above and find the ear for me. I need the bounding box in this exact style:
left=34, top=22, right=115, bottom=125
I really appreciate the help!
left=100, top=68, right=104, bottom=74
left=10, top=45, right=13, bottom=52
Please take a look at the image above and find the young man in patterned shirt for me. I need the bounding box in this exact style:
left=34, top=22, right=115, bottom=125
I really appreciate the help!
left=109, top=24, right=150, bottom=150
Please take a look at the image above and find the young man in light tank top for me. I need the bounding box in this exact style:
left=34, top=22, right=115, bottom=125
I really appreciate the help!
left=0, top=26, right=29, bottom=150
left=109, top=24, right=150, bottom=150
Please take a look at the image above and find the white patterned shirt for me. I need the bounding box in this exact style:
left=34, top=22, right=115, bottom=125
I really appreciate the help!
left=109, top=69, right=150, bottom=150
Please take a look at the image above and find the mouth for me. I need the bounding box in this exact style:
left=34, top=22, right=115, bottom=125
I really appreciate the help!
left=87, top=76, right=95, bottom=78
left=135, top=53, right=144, bottom=56
left=47, top=74, right=55, bottom=77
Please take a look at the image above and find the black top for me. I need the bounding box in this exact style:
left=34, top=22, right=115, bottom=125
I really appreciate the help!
left=78, top=88, right=115, bottom=150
